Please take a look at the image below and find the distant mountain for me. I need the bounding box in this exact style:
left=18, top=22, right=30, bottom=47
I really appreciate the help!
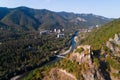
left=0, top=7, right=10, bottom=20
left=0, top=21, right=8, bottom=29
left=0, top=6, right=113, bottom=31
left=1, top=7, right=40, bottom=31
left=58, top=12, right=112, bottom=27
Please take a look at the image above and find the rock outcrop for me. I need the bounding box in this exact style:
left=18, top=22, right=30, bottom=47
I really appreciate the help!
left=106, top=33, right=120, bottom=56
left=43, top=68, right=77, bottom=80
left=105, top=34, right=120, bottom=80
left=70, top=45, right=92, bottom=65
left=70, top=45, right=105, bottom=80
left=108, top=33, right=120, bottom=46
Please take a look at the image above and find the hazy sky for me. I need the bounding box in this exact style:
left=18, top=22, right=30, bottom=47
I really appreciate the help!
left=0, top=0, right=119, bottom=18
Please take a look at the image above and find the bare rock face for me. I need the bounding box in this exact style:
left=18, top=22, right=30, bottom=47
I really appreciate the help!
left=108, top=33, right=120, bottom=46
left=43, top=68, right=77, bottom=80
left=106, top=41, right=115, bottom=53
left=106, top=33, right=120, bottom=56
left=114, top=34, right=120, bottom=45
left=70, top=45, right=105, bottom=80
left=70, top=45, right=92, bottom=65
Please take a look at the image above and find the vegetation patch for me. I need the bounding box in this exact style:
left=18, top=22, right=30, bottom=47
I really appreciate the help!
left=112, top=73, right=120, bottom=79
left=75, top=47, right=84, bottom=54
left=93, top=58, right=100, bottom=69
left=106, top=56, right=120, bottom=70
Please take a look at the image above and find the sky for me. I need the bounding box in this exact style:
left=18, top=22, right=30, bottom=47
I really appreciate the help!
left=0, top=0, right=120, bottom=18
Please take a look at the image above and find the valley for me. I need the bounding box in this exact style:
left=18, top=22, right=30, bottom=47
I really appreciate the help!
left=0, top=5, right=120, bottom=80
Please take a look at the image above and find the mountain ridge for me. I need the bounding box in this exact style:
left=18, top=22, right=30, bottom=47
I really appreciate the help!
left=0, top=6, right=113, bottom=31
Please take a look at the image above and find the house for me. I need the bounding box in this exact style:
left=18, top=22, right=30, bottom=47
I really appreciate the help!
left=57, top=29, right=61, bottom=33
left=54, top=29, right=57, bottom=32
left=57, top=33, right=64, bottom=38
left=40, top=30, right=48, bottom=35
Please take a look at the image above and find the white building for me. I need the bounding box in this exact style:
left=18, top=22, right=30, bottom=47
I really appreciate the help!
left=54, top=29, right=57, bottom=32
left=62, top=28, right=64, bottom=32
left=40, top=30, right=48, bottom=35
left=57, top=33, right=64, bottom=38
left=57, top=29, right=61, bottom=33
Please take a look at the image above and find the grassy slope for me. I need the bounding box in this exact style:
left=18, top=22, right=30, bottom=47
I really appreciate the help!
left=82, top=18, right=120, bottom=50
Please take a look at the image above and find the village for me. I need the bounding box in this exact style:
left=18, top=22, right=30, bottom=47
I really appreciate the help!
left=39, top=28, right=93, bottom=38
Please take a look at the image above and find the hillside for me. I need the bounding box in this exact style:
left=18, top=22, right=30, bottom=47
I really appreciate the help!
left=0, top=6, right=112, bottom=32
left=23, top=18, right=120, bottom=80
left=80, top=18, right=120, bottom=50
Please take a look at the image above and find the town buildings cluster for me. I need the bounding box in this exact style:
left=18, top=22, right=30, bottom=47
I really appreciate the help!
left=40, top=28, right=65, bottom=38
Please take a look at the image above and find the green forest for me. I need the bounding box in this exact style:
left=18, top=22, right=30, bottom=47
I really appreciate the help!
left=0, top=31, right=71, bottom=79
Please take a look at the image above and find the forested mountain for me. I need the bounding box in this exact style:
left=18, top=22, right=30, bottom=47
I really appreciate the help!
left=0, top=6, right=112, bottom=31
left=58, top=12, right=112, bottom=27
left=0, top=7, right=10, bottom=20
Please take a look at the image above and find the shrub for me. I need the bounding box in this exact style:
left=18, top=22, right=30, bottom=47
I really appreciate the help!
left=94, top=58, right=100, bottom=69
left=106, top=56, right=120, bottom=70
left=75, top=47, right=84, bottom=54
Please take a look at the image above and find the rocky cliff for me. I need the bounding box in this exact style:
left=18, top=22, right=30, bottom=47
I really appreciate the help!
left=69, top=45, right=105, bottom=80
